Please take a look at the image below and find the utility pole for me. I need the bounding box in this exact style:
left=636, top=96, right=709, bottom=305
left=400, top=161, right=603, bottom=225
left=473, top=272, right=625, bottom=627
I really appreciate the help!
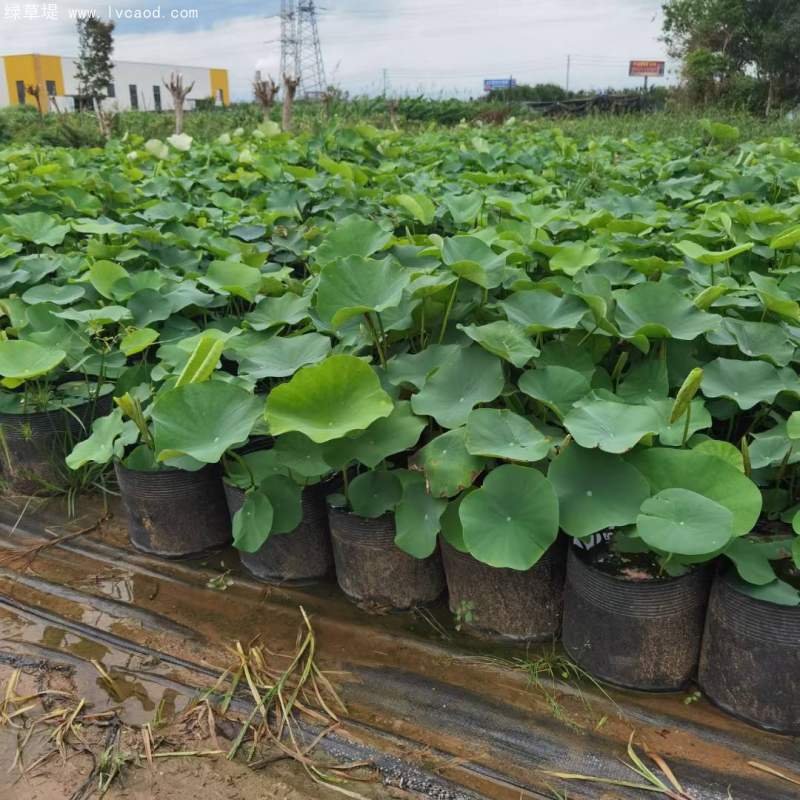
left=565, top=54, right=571, bottom=93
left=280, top=0, right=326, bottom=98
left=382, top=68, right=388, bottom=97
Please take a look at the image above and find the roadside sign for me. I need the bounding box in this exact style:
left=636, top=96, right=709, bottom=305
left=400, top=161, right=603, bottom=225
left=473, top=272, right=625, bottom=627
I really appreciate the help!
left=629, top=61, right=665, bottom=78
left=484, top=78, right=517, bottom=92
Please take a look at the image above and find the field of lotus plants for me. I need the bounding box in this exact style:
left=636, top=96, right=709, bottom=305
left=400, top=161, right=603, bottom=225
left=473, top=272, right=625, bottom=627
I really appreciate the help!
left=0, top=119, right=798, bottom=736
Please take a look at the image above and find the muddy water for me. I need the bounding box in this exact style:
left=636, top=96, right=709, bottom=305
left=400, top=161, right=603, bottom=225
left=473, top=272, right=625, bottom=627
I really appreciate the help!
left=0, top=495, right=798, bottom=800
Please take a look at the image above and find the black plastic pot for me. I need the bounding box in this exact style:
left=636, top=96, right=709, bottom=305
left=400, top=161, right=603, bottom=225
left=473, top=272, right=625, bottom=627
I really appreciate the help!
left=698, top=570, right=800, bottom=734
left=225, top=483, right=334, bottom=585
left=115, top=462, right=231, bottom=559
left=562, top=548, right=710, bottom=691
left=0, top=399, right=104, bottom=495
left=327, top=506, right=445, bottom=609
left=440, top=538, right=567, bottom=641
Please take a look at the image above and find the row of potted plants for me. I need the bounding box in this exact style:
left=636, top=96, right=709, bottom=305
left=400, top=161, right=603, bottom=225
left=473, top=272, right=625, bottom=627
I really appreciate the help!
left=0, top=125, right=798, bottom=738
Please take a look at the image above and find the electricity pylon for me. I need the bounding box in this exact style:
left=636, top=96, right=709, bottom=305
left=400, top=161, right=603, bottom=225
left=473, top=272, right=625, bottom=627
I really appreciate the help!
left=280, top=0, right=326, bottom=98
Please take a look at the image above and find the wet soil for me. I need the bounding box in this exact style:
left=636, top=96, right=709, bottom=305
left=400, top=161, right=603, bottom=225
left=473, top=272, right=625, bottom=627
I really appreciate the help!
left=0, top=493, right=798, bottom=800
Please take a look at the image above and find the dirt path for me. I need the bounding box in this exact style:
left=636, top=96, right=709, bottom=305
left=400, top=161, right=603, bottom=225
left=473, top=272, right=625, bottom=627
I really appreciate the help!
left=0, top=663, right=417, bottom=800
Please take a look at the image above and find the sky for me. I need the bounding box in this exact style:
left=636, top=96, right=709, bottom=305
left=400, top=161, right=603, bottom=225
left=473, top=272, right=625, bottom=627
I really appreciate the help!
left=0, top=0, right=677, bottom=100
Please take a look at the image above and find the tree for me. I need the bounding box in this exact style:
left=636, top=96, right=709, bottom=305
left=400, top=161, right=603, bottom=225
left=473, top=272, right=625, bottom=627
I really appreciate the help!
left=74, top=17, right=115, bottom=137
left=164, top=72, right=194, bottom=135
left=253, top=74, right=279, bottom=122
left=662, top=0, right=800, bottom=112
left=282, top=74, right=300, bottom=132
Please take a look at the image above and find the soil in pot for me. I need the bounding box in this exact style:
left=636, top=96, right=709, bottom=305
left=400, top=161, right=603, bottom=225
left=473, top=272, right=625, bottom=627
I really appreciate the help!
left=225, top=482, right=334, bottom=585
left=327, top=505, right=445, bottom=610
left=0, top=394, right=111, bottom=495
left=698, top=565, right=800, bottom=734
left=561, top=543, right=711, bottom=691
left=440, top=537, right=567, bottom=641
left=115, top=462, right=231, bottom=559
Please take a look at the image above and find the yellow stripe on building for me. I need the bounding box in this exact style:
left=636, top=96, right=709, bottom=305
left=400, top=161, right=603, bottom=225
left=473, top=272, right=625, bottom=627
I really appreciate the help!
left=209, top=68, right=229, bottom=105
left=3, top=54, right=65, bottom=110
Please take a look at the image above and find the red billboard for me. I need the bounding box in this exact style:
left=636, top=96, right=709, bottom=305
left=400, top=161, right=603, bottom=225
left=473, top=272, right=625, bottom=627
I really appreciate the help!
left=629, top=60, right=665, bottom=77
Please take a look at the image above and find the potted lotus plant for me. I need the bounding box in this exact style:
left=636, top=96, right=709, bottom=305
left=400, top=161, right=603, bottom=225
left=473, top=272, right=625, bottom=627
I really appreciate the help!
left=68, top=336, right=262, bottom=558
left=554, top=367, right=763, bottom=691
left=699, top=408, right=800, bottom=733
left=264, top=352, right=447, bottom=609
left=0, top=338, right=112, bottom=494
left=222, top=432, right=336, bottom=585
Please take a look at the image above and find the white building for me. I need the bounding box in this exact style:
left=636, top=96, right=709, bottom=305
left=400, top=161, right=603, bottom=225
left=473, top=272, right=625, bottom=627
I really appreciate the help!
left=0, top=53, right=229, bottom=111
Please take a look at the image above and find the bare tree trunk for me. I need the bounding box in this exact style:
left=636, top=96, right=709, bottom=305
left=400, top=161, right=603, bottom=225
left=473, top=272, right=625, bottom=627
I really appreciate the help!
left=93, top=97, right=114, bottom=139
left=254, top=75, right=279, bottom=122
left=766, top=75, right=774, bottom=117
left=164, top=72, right=194, bottom=135
left=282, top=74, right=299, bottom=132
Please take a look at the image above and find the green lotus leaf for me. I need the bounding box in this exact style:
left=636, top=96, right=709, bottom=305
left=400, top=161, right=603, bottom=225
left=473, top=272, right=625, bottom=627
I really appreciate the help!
left=518, top=366, right=591, bottom=420
left=348, top=469, right=403, bottom=518
left=258, top=474, right=303, bottom=534
left=323, top=401, right=425, bottom=470
left=385, top=344, right=461, bottom=390
left=459, top=464, right=559, bottom=570
left=88, top=260, right=129, bottom=300
left=21, top=284, right=85, bottom=306
left=769, top=224, right=800, bottom=250
left=128, top=289, right=174, bottom=327
left=265, top=355, right=393, bottom=443
left=410, top=345, right=504, bottom=429
left=272, top=432, right=331, bottom=478
left=0, top=340, right=66, bottom=384
left=748, top=421, right=800, bottom=469
left=232, top=490, right=273, bottom=553
left=225, top=449, right=287, bottom=489
left=465, top=408, right=551, bottom=462
left=548, top=445, right=650, bottom=538
left=499, top=290, right=587, bottom=334
left=637, top=488, right=734, bottom=556
left=54, top=306, right=131, bottom=324
left=713, top=318, right=794, bottom=367
left=439, top=491, right=474, bottom=553
left=549, top=242, right=601, bottom=276
left=749, top=273, right=800, bottom=322
left=245, top=294, right=311, bottom=330
left=441, top=235, right=507, bottom=288
left=701, top=357, right=800, bottom=410
left=675, top=240, right=753, bottom=264
left=442, top=192, right=483, bottom=224
left=457, top=321, right=539, bottom=367
left=235, top=333, right=331, bottom=379
left=120, top=328, right=159, bottom=356
left=200, top=260, right=263, bottom=302
left=615, top=282, right=718, bottom=340
left=394, top=471, right=447, bottom=558
left=2, top=211, right=69, bottom=246
left=315, top=214, right=392, bottom=264
left=723, top=538, right=779, bottom=586
left=66, top=409, right=137, bottom=470
left=691, top=439, right=745, bottom=471
left=618, top=359, right=669, bottom=404
left=392, top=193, right=436, bottom=225
left=564, top=393, right=661, bottom=453
left=626, top=447, right=761, bottom=536
left=315, top=255, right=410, bottom=329
left=732, top=577, right=800, bottom=607
left=152, top=382, right=263, bottom=464
left=649, top=398, right=712, bottom=446
left=410, top=427, right=485, bottom=498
